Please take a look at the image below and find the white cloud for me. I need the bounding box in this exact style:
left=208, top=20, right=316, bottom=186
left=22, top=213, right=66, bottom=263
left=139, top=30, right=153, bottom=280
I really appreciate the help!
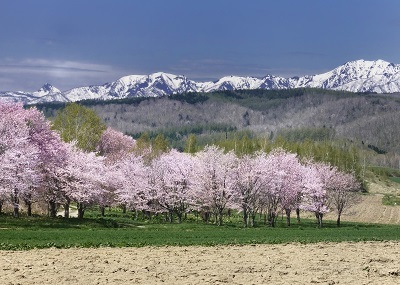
left=0, top=58, right=126, bottom=92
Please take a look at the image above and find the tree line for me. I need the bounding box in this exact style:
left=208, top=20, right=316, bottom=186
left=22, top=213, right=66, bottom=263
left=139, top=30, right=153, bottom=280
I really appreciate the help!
left=0, top=102, right=361, bottom=227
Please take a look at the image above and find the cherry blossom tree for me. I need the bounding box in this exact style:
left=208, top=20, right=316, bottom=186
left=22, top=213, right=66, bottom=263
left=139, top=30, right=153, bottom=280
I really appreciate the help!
left=0, top=103, right=73, bottom=217
left=97, top=127, right=136, bottom=164
left=64, top=145, right=108, bottom=219
left=113, top=154, right=151, bottom=217
left=232, top=153, right=265, bottom=227
left=327, top=169, right=361, bottom=226
left=0, top=142, right=39, bottom=217
left=274, top=151, right=304, bottom=227
left=301, top=162, right=331, bottom=227
left=149, top=150, right=195, bottom=223
left=305, top=163, right=361, bottom=227
left=191, top=145, right=238, bottom=226
left=0, top=191, right=6, bottom=214
left=0, top=102, right=41, bottom=217
left=257, top=149, right=303, bottom=227
left=96, top=127, right=136, bottom=215
left=23, top=107, right=69, bottom=216
left=44, top=161, right=71, bottom=218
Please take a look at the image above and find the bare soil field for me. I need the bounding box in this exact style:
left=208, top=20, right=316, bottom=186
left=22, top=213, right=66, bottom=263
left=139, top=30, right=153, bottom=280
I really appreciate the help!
left=1, top=242, right=400, bottom=285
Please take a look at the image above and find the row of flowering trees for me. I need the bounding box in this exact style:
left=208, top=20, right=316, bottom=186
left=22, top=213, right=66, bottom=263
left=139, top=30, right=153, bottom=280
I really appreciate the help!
left=0, top=102, right=361, bottom=226
left=112, top=146, right=360, bottom=227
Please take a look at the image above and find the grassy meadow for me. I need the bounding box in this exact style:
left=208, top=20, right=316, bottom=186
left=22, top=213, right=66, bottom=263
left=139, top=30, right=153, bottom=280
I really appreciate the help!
left=1, top=209, right=400, bottom=250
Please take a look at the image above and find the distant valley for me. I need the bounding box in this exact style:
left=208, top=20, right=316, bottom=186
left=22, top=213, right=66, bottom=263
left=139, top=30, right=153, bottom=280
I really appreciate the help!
left=35, top=88, right=400, bottom=169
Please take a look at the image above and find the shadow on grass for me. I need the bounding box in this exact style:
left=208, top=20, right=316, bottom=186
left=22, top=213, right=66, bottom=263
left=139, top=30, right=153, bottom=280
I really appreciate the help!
left=0, top=215, right=147, bottom=229
left=0, top=212, right=393, bottom=232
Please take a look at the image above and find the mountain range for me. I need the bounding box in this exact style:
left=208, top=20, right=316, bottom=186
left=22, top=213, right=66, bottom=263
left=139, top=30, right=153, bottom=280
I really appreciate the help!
left=1, top=59, right=400, bottom=104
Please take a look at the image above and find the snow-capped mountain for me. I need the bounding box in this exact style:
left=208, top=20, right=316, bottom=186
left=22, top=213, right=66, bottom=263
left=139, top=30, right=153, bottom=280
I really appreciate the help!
left=1, top=59, right=400, bottom=104
left=200, top=75, right=266, bottom=92
left=0, top=83, right=65, bottom=104
left=51, top=72, right=199, bottom=103
left=292, top=59, right=400, bottom=92
left=33, top=83, right=61, bottom=97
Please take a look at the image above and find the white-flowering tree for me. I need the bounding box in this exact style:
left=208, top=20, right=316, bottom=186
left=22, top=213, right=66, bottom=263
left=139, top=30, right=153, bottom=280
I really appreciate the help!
left=232, top=153, right=265, bottom=227
left=0, top=102, right=41, bottom=217
left=149, top=150, right=195, bottom=223
left=191, top=146, right=238, bottom=226
left=113, top=154, right=151, bottom=216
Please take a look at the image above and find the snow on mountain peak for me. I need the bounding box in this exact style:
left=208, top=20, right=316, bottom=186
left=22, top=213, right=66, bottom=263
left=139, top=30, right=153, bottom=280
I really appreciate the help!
left=337, top=59, right=399, bottom=75
left=297, top=59, right=400, bottom=91
left=2, top=59, right=400, bottom=104
left=33, top=83, right=61, bottom=97
left=201, top=75, right=264, bottom=92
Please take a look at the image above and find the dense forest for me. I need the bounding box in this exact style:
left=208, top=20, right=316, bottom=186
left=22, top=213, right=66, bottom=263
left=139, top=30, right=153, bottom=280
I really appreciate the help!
left=33, top=88, right=400, bottom=169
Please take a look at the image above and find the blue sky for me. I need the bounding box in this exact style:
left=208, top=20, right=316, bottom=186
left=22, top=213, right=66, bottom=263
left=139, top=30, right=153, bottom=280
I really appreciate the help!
left=1, top=0, right=399, bottom=91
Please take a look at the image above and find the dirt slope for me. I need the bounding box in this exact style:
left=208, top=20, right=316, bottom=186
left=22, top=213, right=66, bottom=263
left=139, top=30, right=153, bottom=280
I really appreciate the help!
left=326, top=178, right=400, bottom=225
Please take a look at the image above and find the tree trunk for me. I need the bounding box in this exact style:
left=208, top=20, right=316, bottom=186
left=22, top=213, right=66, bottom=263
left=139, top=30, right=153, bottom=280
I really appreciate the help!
left=296, top=208, right=301, bottom=223
left=64, top=199, right=70, bottom=218
left=177, top=212, right=182, bottom=224
left=169, top=210, right=173, bottom=223
left=13, top=194, right=19, bottom=218
left=243, top=207, right=248, bottom=227
left=336, top=214, right=341, bottom=227
left=24, top=194, right=33, bottom=217
left=77, top=203, right=85, bottom=219
left=0, top=201, right=2, bottom=215
left=251, top=213, right=256, bottom=227
left=122, top=204, right=127, bottom=214
left=143, top=210, right=151, bottom=220
left=26, top=201, right=32, bottom=217
left=201, top=211, right=210, bottom=223
left=217, top=208, right=224, bottom=226
left=268, top=211, right=276, bottom=227
left=285, top=209, right=291, bottom=227
left=100, top=206, right=105, bottom=217
left=13, top=203, right=19, bottom=218
left=316, top=212, right=323, bottom=228
left=48, top=201, right=57, bottom=218
left=218, top=214, right=223, bottom=226
left=134, top=209, right=139, bottom=221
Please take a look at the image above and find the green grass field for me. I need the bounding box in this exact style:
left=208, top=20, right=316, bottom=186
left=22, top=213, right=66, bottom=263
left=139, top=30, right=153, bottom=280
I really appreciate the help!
left=1, top=211, right=400, bottom=250
left=389, top=177, right=400, bottom=184
left=382, top=194, right=400, bottom=206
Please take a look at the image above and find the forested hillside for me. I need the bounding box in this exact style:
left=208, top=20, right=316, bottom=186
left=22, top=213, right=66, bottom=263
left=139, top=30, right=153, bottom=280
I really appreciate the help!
left=34, top=88, right=400, bottom=168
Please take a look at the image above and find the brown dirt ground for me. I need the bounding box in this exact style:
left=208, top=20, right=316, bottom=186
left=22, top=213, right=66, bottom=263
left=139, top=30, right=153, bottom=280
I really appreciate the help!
left=1, top=242, right=400, bottom=285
